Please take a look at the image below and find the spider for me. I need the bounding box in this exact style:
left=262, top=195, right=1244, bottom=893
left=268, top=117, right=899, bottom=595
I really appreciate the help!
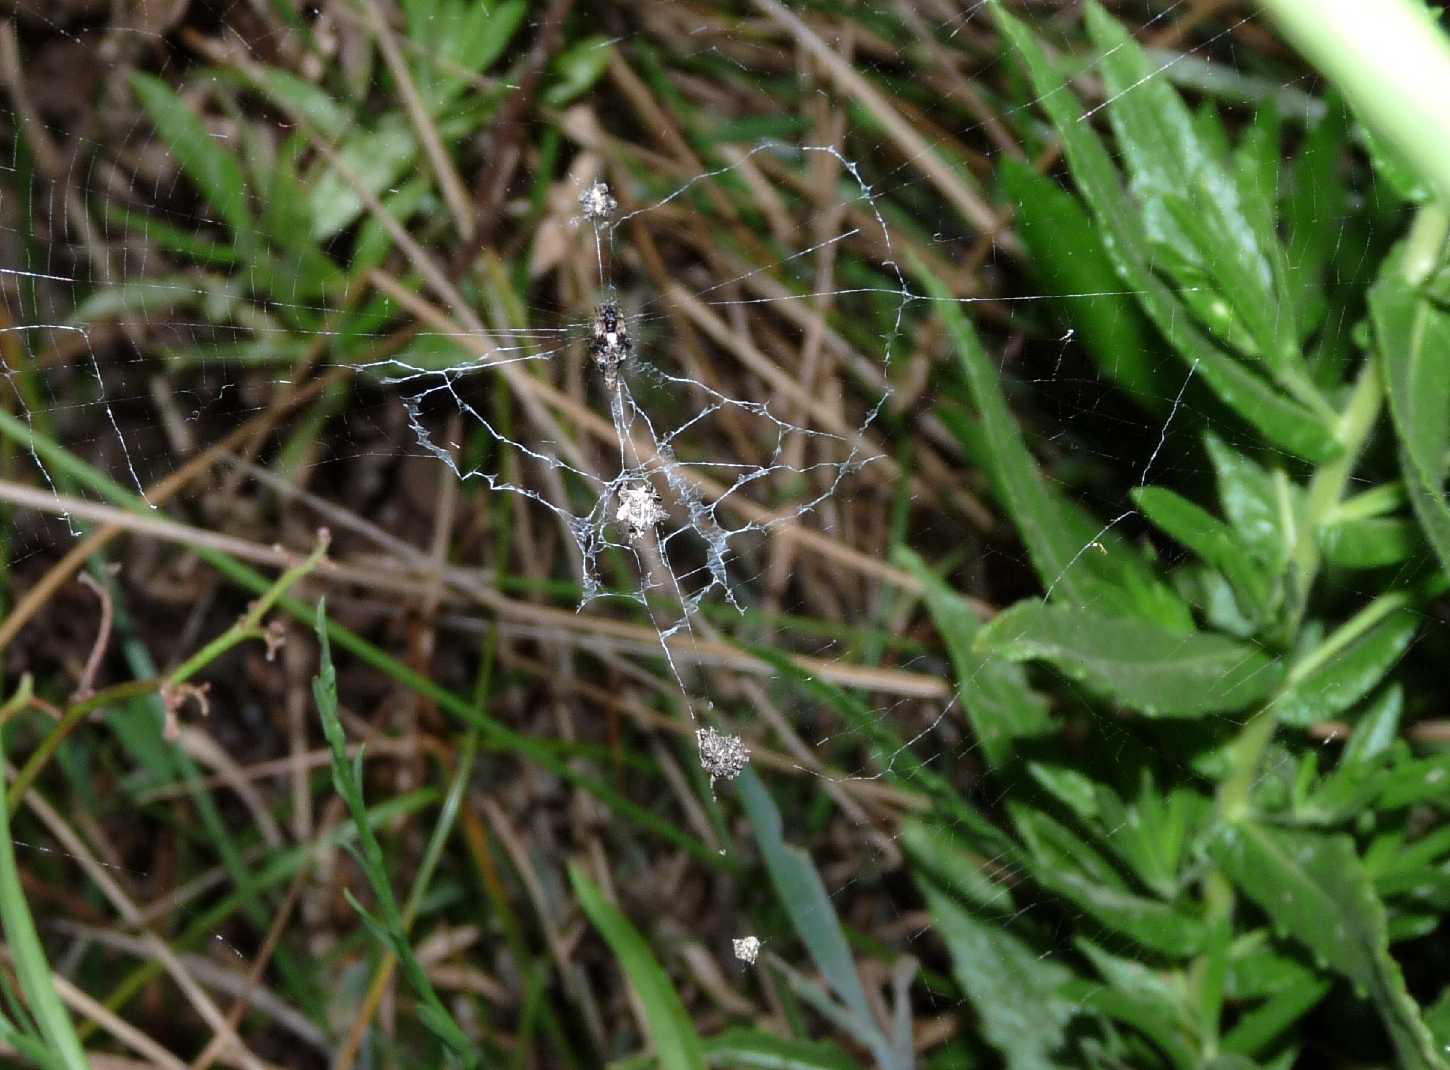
left=589, top=301, right=631, bottom=384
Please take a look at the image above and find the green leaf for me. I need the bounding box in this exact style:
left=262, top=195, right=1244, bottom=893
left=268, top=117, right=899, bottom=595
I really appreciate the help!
left=976, top=600, right=1283, bottom=717
left=1012, top=806, right=1206, bottom=957
left=1371, top=232, right=1450, bottom=577
left=992, top=6, right=1339, bottom=462
left=1378, top=754, right=1450, bottom=809
left=996, top=158, right=1168, bottom=409
left=405, top=0, right=526, bottom=107
left=918, top=878, right=1074, bottom=1070
left=1071, top=941, right=1197, bottom=1068
left=71, top=277, right=193, bottom=322
left=901, top=819, right=1014, bottom=912
left=1133, top=486, right=1271, bottom=617
left=1203, top=432, right=1301, bottom=575
left=1210, top=823, right=1448, bottom=1070
left=250, top=66, right=351, bottom=139
left=261, top=135, right=316, bottom=252
left=545, top=36, right=615, bottom=107
left=1285, top=103, right=1349, bottom=340
left=1085, top=3, right=1297, bottom=370
left=1319, top=515, right=1421, bottom=568
left=1221, top=974, right=1331, bottom=1058
left=308, top=116, right=418, bottom=239
left=1271, top=610, right=1417, bottom=726
left=1341, top=685, right=1404, bottom=768
left=312, top=601, right=475, bottom=1064
left=738, top=771, right=906, bottom=1070
left=569, top=866, right=706, bottom=1070
left=894, top=547, right=1051, bottom=766
left=131, top=72, right=254, bottom=243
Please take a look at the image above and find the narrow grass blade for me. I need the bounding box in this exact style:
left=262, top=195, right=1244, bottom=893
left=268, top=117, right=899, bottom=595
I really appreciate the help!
left=0, top=698, right=90, bottom=1070
left=569, top=866, right=705, bottom=1070
left=312, top=600, right=475, bottom=1065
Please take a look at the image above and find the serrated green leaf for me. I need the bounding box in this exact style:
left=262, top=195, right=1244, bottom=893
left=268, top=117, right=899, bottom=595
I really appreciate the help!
left=977, top=600, right=1283, bottom=717
left=570, top=866, right=706, bottom=1070
left=919, top=878, right=1074, bottom=1070
left=1210, top=823, right=1447, bottom=1070
left=1086, top=2, right=1299, bottom=370
left=1203, top=432, right=1301, bottom=575
left=1012, top=806, right=1205, bottom=956
left=895, top=547, right=1051, bottom=766
left=1073, top=940, right=1196, bottom=1068
left=1077, top=938, right=1189, bottom=1027
left=992, top=7, right=1338, bottom=461
left=1372, top=236, right=1450, bottom=577
left=130, top=72, right=254, bottom=243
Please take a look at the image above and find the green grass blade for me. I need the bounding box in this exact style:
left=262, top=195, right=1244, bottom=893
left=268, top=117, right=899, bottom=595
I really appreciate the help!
left=312, top=600, right=476, bottom=1066
left=0, top=702, right=90, bottom=1070
left=568, top=865, right=706, bottom=1070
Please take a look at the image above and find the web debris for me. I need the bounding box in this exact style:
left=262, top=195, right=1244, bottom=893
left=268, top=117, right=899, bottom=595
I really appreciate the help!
left=732, top=935, right=761, bottom=965
left=697, top=726, right=751, bottom=785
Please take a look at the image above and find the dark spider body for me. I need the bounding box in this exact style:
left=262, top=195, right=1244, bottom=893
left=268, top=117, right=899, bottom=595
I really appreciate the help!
left=590, top=302, right=631, bottom=383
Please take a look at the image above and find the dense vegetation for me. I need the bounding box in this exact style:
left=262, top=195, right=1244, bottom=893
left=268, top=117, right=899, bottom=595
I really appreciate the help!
left=2, top=1, right=1449, bottom=1068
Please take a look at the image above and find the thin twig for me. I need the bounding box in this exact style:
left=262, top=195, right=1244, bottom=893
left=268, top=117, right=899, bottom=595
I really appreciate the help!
left=71, top=572, right=114, bottom=703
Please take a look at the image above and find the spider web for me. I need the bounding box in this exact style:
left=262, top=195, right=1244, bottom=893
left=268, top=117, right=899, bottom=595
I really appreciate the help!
left=0, top=2, right=1410, bottom=1066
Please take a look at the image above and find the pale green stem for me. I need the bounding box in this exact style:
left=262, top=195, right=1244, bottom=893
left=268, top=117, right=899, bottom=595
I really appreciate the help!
left=1258, top=0, right=1450, bottom=206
